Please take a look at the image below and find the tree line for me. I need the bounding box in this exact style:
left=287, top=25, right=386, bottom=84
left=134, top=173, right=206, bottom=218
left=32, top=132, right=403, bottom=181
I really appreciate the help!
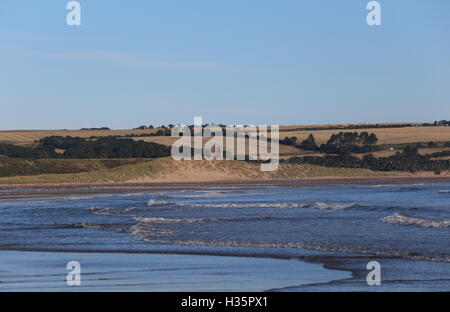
left=281, top=131, right=378, bottom=154
left=288, top=145, right=449, bottom=173
left=0, top=136, right=171, bottom=159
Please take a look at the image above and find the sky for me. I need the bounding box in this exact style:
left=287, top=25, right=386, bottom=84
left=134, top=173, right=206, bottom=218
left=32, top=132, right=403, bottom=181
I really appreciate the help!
left=0, top=0, right=449, bottom=129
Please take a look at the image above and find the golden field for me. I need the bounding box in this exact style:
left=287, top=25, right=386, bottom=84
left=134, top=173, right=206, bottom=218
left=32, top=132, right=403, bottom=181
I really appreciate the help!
left=0, top=129, right=159, bottom=144
left=278, top=126, right=450, bottom=145
left=1, top=122, right=449, bottom=185
left=2, top=125, right=449, bottom=159
left=1, top=125, right=449, bottom=147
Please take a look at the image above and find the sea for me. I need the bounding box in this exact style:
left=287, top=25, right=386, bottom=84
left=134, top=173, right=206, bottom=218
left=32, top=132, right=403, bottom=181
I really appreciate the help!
left=0, top=182, right=449, bottom=291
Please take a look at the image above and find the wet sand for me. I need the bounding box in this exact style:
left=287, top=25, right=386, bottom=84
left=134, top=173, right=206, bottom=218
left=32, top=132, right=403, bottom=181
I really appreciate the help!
left=0, top=250, right=349, bottom=292
left=1, top=176, right=450, bottom=198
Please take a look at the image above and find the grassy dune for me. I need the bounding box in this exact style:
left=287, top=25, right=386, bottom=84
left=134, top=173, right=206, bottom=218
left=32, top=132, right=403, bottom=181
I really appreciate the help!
left=0, top=158, right=147, bottom=177
left=0, top=125, right=448, bottom=185
left=0, top=157, right=402, bottom=185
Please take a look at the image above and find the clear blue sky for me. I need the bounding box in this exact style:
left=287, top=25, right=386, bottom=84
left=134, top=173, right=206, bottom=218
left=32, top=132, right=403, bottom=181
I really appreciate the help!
left=1, top=0, right=449, bottom=129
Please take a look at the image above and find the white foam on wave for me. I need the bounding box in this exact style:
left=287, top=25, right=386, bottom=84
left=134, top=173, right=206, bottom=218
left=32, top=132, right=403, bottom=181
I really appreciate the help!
left=381, top=213, right=450, bottom=229
left=118, top=193, right=145, bottom=197
left=165, top=191, right=284, bottom=198
left=309, top=202, right=359, bottom=210
left=71, top=222, right=127, bottom=232
left=438, top=190, right=450, bottom=194
left=165, top=191, right=229, bottom=198
left=87, top=206, right=145, bottom=216
left=66, top=194, right=111, bottom=201
left=130, top=223, right=175, bottom=240
left=134, top=215, right=282, bottom=224
left=147, top=200, right=175, bottom=207
left=87, top=206, right=115, bottom=216
left=356, top=184, right=396, bottom=188
left=134, top=217, right=211, bottom=224
left=177, top=201, right=359, bottom=210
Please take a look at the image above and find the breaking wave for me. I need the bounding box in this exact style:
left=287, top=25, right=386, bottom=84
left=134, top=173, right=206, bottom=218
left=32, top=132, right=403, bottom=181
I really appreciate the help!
left=65, top=194, right=112, bottom=201
left=310, top=202, right=359, bottom=210
left=356, top=184, right=396, bottom=188
left=71, top=222, right=129, bottom=232
left=87, top=206, right=115, bottom=216
left=381, top=213, right=450, bottom=229
left=134, top=216, right=283, bottom=224
left=134, top=217, right=212, bottom=224
left=147, top=200, right=175, bottom=207
left=165, top=191, right=228, bottom=198
left=130, top=223, right=175, bottom=240
left=177, top=201, right=359, bottom=210
left=438, top=190, right=450, bottom=194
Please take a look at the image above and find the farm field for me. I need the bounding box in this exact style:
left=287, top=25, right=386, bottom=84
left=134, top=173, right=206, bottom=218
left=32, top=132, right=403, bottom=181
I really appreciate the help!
left=1, top=125, right=449, bottom=146
left=278, top=126, right=450, bottom=145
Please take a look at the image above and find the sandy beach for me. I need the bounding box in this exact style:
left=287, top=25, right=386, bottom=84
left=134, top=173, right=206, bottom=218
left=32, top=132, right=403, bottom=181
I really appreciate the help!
left=1, top=175, right=450, bottom=197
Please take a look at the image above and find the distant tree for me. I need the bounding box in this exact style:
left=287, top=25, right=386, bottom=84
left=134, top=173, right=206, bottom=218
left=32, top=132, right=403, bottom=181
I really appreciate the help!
left=368, top=133, right=378, bottom=146
left=401, top=145, right=419, bottom=158
left=320, top=132, right=378, bottom=154
left=299, top=134, right=318, bottom=151
left=428, top=141, right=437, bottom=148
left=80, top=127, right=110, bottom=130
left=0, top=143, right=58, bottom=158
left=289, top=143, right=450, bottom=173
left=280, top=136, right=297, bottom=146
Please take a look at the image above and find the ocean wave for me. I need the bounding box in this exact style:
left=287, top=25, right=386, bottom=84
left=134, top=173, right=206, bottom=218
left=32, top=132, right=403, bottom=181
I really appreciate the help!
left=86, top=206, right=116, bottom=216
left=134, top=215, right=283, bottom=224
left=381, top=213, right=450, bottom=229
left=310, top=202, right=359, bottom=210
left=123, top=207, right=147, bottom=213
left=130, top=223, right=175, bottom=240
left=356, top=184, right=396, bottom=188
left=438, top=190, right=450, bottom=194
left=87, top=205, right=174, bottom=216
left=147, top=200, right=175, bottom=207
left=118, top=193, right=145, bottom=197
left=71, top=222, right=129, bottom=232
left=130, top=237, right=450, bottom=263
left=177, top=201, right=359, bottom=210
left=134, top=217, right=212, bottom=224
left=165, top=191, right=228, bottom=198
left=65, top=194, right=112, bottom=201
left=164, top=191, right=285, bottom=198
left=222, top=216, right=282, bottom=222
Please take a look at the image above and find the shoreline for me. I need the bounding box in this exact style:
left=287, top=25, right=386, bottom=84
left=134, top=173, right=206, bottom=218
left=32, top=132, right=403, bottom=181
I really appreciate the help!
left=2, top=180, right=449, bottom=291
left=1, top=175, right=450, bottom=197
left=0, top=250, right=350, bottom=292
left=2, top=246, right=447, bottom=292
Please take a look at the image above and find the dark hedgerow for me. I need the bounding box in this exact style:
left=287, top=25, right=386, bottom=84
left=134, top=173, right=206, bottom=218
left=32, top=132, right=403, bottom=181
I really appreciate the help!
left=0, top=136, right=171, bottom=159
left=288, top=146, right=450, bottom=172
